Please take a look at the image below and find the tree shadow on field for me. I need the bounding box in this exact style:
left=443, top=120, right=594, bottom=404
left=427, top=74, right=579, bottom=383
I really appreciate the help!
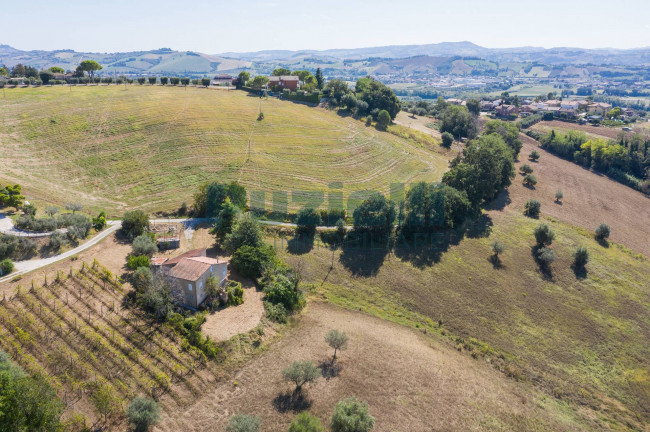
left=339, top=231, right=389, bottom=276
left=484, top=189, right=511, bottom=212
left=272, top=389, right=313, bottom=413
left=572, top=264, right=588, bottom=280
left=488, top=254, right=504, bottom=270
left=287, top=234, right=314, bottom=255
left=318, top=359, right=342, bottom=381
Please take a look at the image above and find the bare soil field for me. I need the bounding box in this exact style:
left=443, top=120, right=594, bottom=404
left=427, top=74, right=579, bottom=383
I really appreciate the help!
left=158, top=302, right=588, bottom=432
left=508, top=134, right=650, bottom=257
left=202, top=287, right=264, bottom=343
left=393, top=111, right=441, bottom=139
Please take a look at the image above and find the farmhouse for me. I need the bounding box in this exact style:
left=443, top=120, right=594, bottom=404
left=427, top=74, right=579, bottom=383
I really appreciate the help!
left=496, top=104, right=518, bottom=117
left=587, top=102, right=612, bottom=115
left=212, top=74, right=235, bottom=86
left=152, top=249, right=228, bottom=309
left=269, top=75, right=299, bottom=91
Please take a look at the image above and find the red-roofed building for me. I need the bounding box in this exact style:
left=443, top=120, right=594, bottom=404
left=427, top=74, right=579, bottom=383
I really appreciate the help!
left=152, top=249, right=228, bottom=309
left=269, top=75, right=299, bottom=91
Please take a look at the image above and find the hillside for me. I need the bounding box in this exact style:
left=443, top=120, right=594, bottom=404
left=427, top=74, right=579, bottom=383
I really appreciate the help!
left=281, top=208, right=650, bottom=430
left=0, top=86, right=447, bottom=216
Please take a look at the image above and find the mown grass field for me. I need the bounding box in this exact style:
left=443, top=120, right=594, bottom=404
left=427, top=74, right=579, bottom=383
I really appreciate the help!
left=0, top=86, right=447, bottom=216
left=280, top=210, right=650, bottom=430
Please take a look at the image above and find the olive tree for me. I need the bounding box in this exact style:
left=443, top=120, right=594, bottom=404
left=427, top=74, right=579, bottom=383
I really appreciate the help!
left=289, top=412, right=324, bottom=432
left=132, top=235, right=158, bottom=257
left=126, top=397, right=161, bottom=432
left=595, top=223, right=610, bottom=241
left=325, top=329, right=349, bottom=360
left=573, top=246, right=589, bottom=268
left=554, top=189, right=564, bottom=203
left=65, top=202, right=83, bottom=214
left=282, top=361, right=320, bottom=392
left=534, top=224, right=555, bottom=247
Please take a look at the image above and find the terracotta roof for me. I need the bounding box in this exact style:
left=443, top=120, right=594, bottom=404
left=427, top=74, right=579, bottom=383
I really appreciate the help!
left=162, top=248, right=206, bottom=266
left=187, top=256, right=222, bottom=265
left=168, top=258, right=213, bottom=281
left=150, top=257, right=168, bottom=266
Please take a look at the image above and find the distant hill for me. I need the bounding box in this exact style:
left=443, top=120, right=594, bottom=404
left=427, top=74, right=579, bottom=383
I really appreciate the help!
left=2, top=41, right=650, bottom=78
left=0, top=45, right=251, bottom=76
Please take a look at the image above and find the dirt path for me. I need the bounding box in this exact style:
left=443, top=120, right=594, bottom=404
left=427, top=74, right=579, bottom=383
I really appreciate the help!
left=495, top=134, right=650, bottom=257
left=202, top=287, right=265, bottom=342
left=157, top=302, right=587, bottom=432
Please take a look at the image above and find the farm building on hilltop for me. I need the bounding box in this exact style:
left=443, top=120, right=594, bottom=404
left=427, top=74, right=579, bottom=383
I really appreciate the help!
left=269, top=75, right=299, bottom=91
left=151, top=249, right=228, bottom=309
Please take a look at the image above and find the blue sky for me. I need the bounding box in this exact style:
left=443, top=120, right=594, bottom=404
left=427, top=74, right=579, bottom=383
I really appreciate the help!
left=3, top=0, right=649, bottom=53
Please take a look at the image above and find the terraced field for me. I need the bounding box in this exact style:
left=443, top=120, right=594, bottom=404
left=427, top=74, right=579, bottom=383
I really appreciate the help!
left=0, top=86, right=447, bottom=216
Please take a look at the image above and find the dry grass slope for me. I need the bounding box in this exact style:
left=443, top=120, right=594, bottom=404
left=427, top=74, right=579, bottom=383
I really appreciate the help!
left=0, top=86, right=447, bottom=216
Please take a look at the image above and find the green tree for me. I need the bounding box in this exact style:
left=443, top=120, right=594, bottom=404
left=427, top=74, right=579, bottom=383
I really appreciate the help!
left=264, top=274, right=302, bottom=311
left=231, top=244, right=275, bottom=279
left=326, top=79, right=350, bottom=105
left=325, top=329, right=349, bottom=360
left=181, top=77, right=190, bottom=86
left=44, top=206, right=60, bottom=218
left=132, top=234, right=158, bottom=257
left=137, top=77, right=146, bottom=85
left=315, top=68, right=324, bottom=89
left=529, top=149, right=540, bottom=161
left=251, top=75, right=269, bottom=89
left=170, top=77, right=180, bottom=85
left=554, top=189, right=564, bottom=202
left=442, top=134, right=515, bottom=207
left=223, top=213, right=263, bottom=254
left=282, top=361, right=320, bottom=392
left=441, top=132, right=454, bottom=148
left=491, top=240, right=506, bottom=257
left=0, top=258, right=14, bottom=276
left=148, top=77, right=157, bottom=85
left=0, top=351, right=64, bottom=432
left=212, top=197, right=240, bottom=241
left=226, top=181, right=248, bottom=209
left=226, top=414, right=261, bottom=432
left=573, top=246, right=589, bottom=268
left=330, top=398, right=375, bottom=432
left=439, top=105, right=478, bottom=140
left=272, top=67, right=291, bottom=76
left=523, top=174, right=537, bottom=186
left=78, top=60, right=102, bottom=81
left=65, top=202, right=83, bottom=214
left=376, top=110, right=391, bottom=130
left=536, top=247, right=555, bottom=267
left=484, top=120, right=522, bottom=156
left=289, top=412, right=325, bottom=432
left=352, top=193, right=396, bottom=237
left=296, top=207, right=322, bottom=236
left=356, top=77, right=401, bottom=119
left=534, top=223, right=555, bottom=247
left=595, top=223, right=610, bottom=241
left=160, top=76, right=169, bottom=85
left=519, top=163, right=533, bottom=174
left=236, top=71, right=250, bottom=88
left=126, top=397, right=161, bottom=432
left=39, top=70, right=54, bottom=84
left=0, top=185, right=25, bottom=210
left=121, top=210, right=149, bottom=240
left=127, top=255, right=150, bottom=270
left=466, top=98, right=481, bottom=115
left=524, top=199, right=541, bottom=218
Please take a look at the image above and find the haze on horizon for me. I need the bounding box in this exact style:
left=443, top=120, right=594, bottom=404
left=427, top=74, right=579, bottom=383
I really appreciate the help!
left=3, top=0, right=649, bottom=54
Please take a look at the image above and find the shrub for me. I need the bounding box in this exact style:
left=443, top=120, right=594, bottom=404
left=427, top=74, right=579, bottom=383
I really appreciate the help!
left=22, top=203, right=37, bottom=216
left=132, top=235, right=158, bottom=257
left=534, top=224, right=555, bottom=247
left=126, top=396, right=161, bottom=432
left=264, top=301, right=288, bottom=323
left=330, top=398, right=375, bottom=432
left=529, top=149, right=541, bottom=161
left=325, top=329, right=349, bottom=360
left=282, top=360, right=320, bottom=391
left=0, top=258, right=14, bottom=276
left=441, top=132, right=454, bottom=148
left=376, top=109, right=391, bottom=130
left=595, top=223, right=610, bottom=241
left=523, top=174, right=537, bottom=186
left=573, top=246, right=589, bottom=268
left=93, top=211, right=107, bottom=231
left=536, top=247, right=555, bottom=266
left=223, top=213, right=263, bottom=254
left=555, top=189, right=564, bottom=202
left=524, top=199, right=541, bottom=218
left=289, top=412, right=325, bottom=432
left=132, top=267, right=154, bottom=292
left=49, top=231, right=69, bottom=251
left=226, top=281, right=244, bottom=306
left=127, top=255, right=151, bottom=270
left=264, top=274, right=303, bottom=311
left=230, top=244, right=275, bottom=280
left=226, top=414, right=260, bottom=432
left=57, top=213, right=92, bottom=238
left=122, top=210, right=149, bottom=240
left=296, top=207, right=322, bottom=236
left=519, top=163, right=533, bottom=174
